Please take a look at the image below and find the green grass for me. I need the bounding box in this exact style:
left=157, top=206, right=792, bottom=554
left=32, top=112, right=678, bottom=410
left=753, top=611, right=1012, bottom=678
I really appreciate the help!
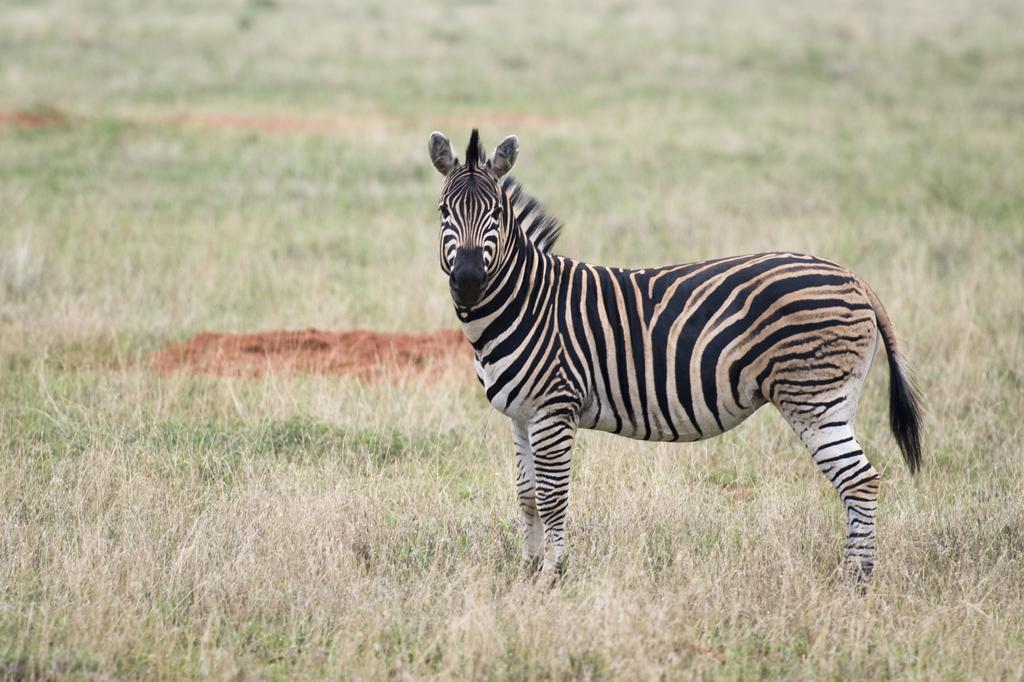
left=2, top=0, right=1023, bottom=678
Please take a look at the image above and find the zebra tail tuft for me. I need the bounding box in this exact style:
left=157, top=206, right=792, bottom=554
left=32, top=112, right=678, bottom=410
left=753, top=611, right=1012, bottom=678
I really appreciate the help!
left=885, top=344, right=923, bottom=475
left=866, top=283, right=924, bottom=475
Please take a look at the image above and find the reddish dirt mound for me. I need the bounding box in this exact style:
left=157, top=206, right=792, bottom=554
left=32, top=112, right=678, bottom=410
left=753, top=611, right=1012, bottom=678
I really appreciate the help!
left=0, top=110, right=68, bottom=128
left=139, top=111, right=557, bottom=136
left=149, top=329, right=472, bottom=380
left=3, top=108, right=558, bottom=137
left=158, top=112, right=352, bottom=135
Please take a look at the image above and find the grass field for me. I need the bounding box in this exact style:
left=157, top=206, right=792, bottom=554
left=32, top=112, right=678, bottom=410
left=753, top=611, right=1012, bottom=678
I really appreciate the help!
left=2, top=0, right=1024, bottom=678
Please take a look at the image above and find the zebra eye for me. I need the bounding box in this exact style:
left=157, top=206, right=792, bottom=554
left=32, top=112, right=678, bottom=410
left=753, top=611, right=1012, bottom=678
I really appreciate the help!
left=490, top=206, right=502, bottom=220
left=440, top=206, right=450, bottom=220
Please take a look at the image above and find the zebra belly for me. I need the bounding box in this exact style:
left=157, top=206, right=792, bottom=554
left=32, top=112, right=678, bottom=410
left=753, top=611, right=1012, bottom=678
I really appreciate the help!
left=580, top=389, right=765, bottom=442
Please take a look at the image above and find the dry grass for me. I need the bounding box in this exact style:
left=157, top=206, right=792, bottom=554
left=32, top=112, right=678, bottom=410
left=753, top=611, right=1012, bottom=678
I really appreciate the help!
left=2, top=0, right=1023, bottom=678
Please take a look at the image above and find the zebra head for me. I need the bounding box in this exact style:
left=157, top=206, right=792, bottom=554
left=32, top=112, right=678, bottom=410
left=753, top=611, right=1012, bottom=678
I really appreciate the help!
left=428, top=129, right=519, bottom=308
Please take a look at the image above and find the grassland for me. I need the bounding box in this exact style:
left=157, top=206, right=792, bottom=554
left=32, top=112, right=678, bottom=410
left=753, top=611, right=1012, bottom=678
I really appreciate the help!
left=2, top=0, right=1023, bottom=678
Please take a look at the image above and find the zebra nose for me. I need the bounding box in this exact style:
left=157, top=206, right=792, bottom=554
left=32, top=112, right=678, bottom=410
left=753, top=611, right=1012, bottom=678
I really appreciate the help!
left=450, top=248, right=486, bottom=305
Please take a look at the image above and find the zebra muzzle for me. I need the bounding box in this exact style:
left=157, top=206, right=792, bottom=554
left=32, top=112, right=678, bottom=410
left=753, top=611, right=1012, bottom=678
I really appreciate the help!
left=450, top=247, right=486, bottom=306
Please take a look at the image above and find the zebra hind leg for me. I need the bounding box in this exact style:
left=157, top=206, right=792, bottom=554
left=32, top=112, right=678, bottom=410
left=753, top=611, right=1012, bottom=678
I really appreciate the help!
left=794, top=419, right=880, bottom=581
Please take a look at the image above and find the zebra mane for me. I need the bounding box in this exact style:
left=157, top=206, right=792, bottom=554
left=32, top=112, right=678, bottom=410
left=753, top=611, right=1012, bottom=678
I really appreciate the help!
left=501, top=175, right=562, bottom=253
left=466, top=128, right=485, bottom=170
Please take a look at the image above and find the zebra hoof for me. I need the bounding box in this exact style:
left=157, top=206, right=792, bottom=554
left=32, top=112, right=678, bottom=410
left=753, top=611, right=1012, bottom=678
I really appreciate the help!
left=538, top=568, right=561, bottom=588
left=842, top=559, right=874, bottom=587
left=537, top=558, right=564, bottom=587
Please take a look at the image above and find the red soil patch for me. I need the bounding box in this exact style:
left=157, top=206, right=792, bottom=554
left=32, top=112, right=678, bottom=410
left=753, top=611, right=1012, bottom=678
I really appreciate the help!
left=157, top=112, right=355, bottom=135
left=149, top=329, right=473, bottom=380
left=139, top=110, right=557, bottom=136
left=0, top=111, right=68, bottom=128
left=3, top=108, right=558, bottom=137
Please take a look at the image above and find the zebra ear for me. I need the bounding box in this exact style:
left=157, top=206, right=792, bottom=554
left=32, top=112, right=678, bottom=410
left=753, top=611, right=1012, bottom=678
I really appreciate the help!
left=490, top=135, right=518, bottom=178
left=428, top=131, right=457, bottom=175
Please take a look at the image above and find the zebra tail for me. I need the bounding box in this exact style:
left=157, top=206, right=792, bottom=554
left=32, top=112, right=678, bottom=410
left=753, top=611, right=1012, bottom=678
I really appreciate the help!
left=865, top=283, right=924, bottom=475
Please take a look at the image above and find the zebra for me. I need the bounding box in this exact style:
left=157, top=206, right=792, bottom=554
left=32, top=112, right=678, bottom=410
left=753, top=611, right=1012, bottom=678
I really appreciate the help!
left=427, top=129, right=923, bottom=581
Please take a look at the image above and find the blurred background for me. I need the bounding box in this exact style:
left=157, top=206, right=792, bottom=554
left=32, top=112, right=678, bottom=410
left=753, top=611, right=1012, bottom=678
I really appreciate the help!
left=2, top=1, right=1023, bottom=678
left=2, top=0, right=1020, bottom=350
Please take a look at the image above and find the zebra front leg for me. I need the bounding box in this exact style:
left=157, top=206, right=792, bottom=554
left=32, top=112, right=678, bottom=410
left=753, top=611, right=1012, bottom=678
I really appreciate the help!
left=528, top=412, right=578, bottom=581
left=512, top=420, right=543, bottom=571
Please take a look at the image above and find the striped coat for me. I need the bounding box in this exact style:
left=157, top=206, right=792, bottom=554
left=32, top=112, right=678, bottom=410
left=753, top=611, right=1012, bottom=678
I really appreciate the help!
left=429, top=130, right=922, bottom=580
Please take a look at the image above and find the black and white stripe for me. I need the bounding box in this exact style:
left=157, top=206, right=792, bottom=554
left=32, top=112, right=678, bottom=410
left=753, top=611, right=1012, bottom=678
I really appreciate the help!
left=428, top=130, right=923, bottom=580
